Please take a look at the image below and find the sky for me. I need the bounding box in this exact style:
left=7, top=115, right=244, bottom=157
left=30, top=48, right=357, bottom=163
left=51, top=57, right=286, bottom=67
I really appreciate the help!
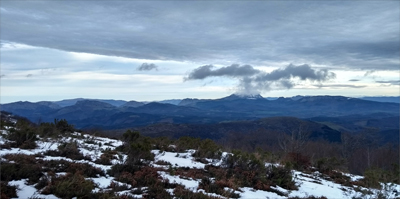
left=0, top=1, right=399, bottom=103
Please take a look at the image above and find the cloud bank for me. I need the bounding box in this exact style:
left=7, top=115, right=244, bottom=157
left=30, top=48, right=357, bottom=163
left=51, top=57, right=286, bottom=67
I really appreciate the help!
left=185, top=64, right=336, bottom=95
left=1, top=1, right=398, bottom=70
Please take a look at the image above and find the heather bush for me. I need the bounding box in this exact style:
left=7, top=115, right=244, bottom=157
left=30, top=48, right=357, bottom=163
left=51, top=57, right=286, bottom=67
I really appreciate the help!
left=174, top=185, right=224, bottom=199
left=198, top=177, right=240, bottom=198
left=44, top=141, right=91, bottom=161
left=41, top=160, right=105, bottom=177
left=1, top=182, right=18, bottom=199
left=107, top=164, right=140, bottom=178
left=1, top=161, right=43, bottom=184
left=41, top=173, right=95, bottom=198
left=144, top=181, right=172, bottom=199
left=95, top=151, right=116, bottom=165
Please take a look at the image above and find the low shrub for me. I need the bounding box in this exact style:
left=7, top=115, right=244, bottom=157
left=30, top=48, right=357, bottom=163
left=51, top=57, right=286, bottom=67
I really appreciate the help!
left=41, top=172, right=95, bottom=198
left=283, top=152, right=311, bottom=171
left=324, top=170, right=352, bottom=187
left=54, top=119, right=75, bottom=134
left=174, top=185, right=224, bottom=199
left=132, top=166, right=159, bottom=186
left=116, top=172, right=137, bottom=186
left=44, top=141, right=91, bottom=161
left=315, top=157, right=346, bottom=174
left=6, top=127, right=37, bottom=149
left=107, top=164, right=140, bottom=178
left=108, top=181, right=130, bottom=192
left=1, top=162, right=43, bottom=184
left=42, top=160, right=105, bottom=177
left=266, top=165, right=297, bottom=190
left=175, top=167, right=209, bottom=180
left=198, top=177, right=240, bottom=198
left=95, top=153, right=113, bottom=165
left=143, top=181, right=172, bottom=199
left=1, top=182, right=18, bottom=199
left=154, top=160, right=171, bottom=166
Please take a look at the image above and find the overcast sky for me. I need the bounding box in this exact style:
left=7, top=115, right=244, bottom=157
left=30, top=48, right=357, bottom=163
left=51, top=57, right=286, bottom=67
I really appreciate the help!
left=1, top=1, right=399, bottom=103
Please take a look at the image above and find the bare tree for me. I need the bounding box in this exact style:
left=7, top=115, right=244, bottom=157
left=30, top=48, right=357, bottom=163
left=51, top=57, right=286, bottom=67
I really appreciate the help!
left=278, top=124, right=311, bottom=153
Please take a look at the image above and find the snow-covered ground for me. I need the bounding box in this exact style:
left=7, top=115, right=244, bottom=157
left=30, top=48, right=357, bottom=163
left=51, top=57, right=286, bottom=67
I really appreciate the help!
left=1, top=128, right=399, bottom=199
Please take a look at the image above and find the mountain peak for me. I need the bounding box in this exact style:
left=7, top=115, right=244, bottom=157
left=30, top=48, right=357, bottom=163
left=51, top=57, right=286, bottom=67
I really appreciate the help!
left=222, top=93, right=264, bottom=100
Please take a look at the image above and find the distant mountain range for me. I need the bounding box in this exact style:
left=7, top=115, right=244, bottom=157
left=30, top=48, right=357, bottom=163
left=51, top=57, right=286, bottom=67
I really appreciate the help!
left=1, top=94, right=398, bottom=130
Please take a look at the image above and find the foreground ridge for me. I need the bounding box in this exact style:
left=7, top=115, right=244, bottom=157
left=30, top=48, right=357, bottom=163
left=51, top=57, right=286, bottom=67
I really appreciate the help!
left=0, top=116, right=399, bottom=198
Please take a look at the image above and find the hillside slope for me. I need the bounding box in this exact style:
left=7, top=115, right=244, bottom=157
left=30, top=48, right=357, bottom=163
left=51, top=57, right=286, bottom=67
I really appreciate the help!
left=1, top=115, right=399, bottom=199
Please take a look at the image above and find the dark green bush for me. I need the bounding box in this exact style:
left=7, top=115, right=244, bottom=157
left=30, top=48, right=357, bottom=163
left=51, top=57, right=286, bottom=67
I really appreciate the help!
left=266, top=165, right=297, bottom=190
left=121, top=130, right=154, bottom=164
left=359, top=167, right=398, bottom=189
left=54, top=119, right=75, bottom=134
left=6, top=125, right=37, bottom=149
left=38, top=122, right=60, bottom=138
left=42, top=173, right=95, bottom=198
left=193, top=139, right=222, bottom=159
left=175, top=136, right=201, bottom=152
left=95, top=152, right=115, bottom=165
left=1, top=160, right=43, bottom=184
left=107, top=164, right=140, bottom=178
left=44, top=141, right=91, bottom=161
left=315, top=157, right=346, bottom=174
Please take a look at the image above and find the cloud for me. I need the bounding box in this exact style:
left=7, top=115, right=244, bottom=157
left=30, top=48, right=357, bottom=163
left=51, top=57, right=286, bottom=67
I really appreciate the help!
left=185, top=64, right=336, bottom=95
left=26, top=74, right=33, bottom=77
left=314, top=84, right=367, bottom=88
left=375, top=80, right=400, bottom=85
left=137, top=63, right=158, bottom=71
left=364, top=70, right=375, bottom=77
left=184, top=64, right=260, bottom=80
left=1, top=1, right=398, bottom=70
left=255, top=64, right=335, bottom=82
left=348, top=79, right=360, bottom=82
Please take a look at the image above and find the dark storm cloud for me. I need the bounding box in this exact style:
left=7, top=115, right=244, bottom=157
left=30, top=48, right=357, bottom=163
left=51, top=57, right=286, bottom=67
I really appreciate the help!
left=375, top=80, right=400, bottom=85
left=1, top=1, right=398, bottom=70
left=137, top=63, right=158, bottom=71
left=290, top=41, right=400, bottom=70
left=186, top=64, right=336, bottom=94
